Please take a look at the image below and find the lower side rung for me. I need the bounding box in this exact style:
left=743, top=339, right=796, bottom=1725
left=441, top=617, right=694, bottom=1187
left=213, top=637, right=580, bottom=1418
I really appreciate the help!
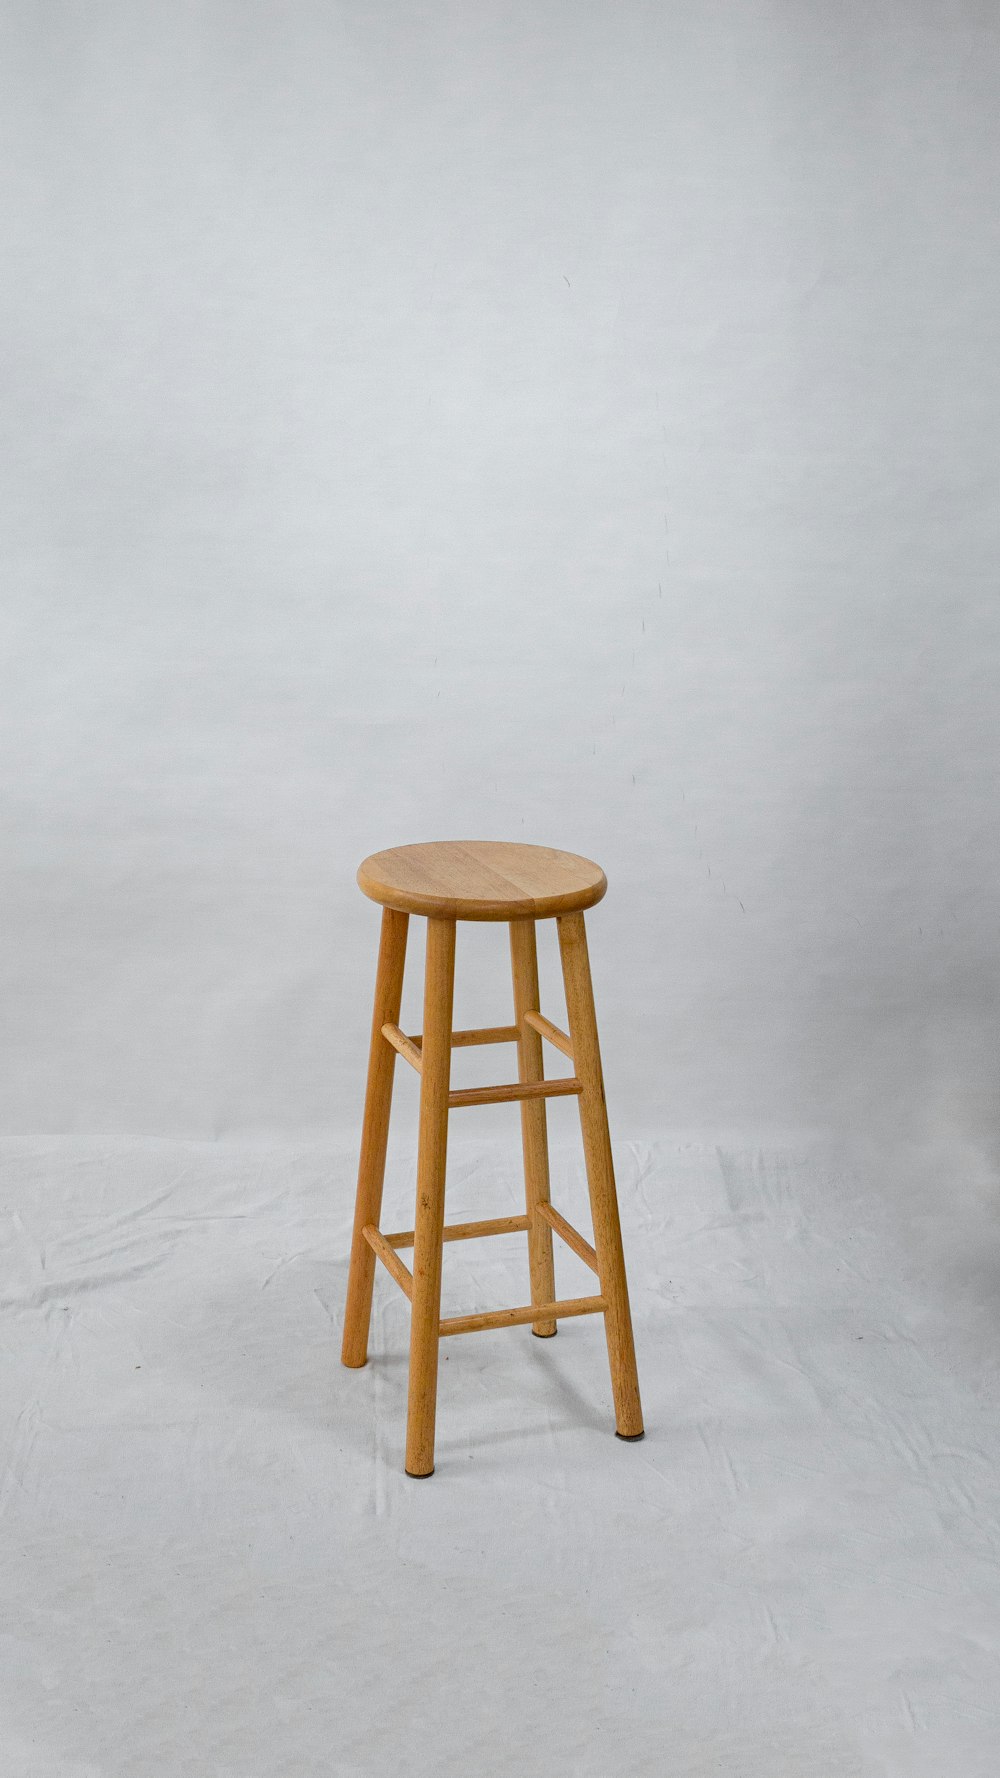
left=439, top=1294, right=606, bottom=1337
left=536, top=1202, right=599, bottom=1274
left=362, top=1225, right=414, bottom=1299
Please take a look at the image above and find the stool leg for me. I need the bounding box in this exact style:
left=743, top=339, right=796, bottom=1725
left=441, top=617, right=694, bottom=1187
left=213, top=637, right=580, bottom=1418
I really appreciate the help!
left=509, top=919, right=557, bottom=1337
left=341, top=907, right=409, bottom=1368
left=557, top=911, right=644, bottom=1440
left=405, top=917, right=456, bottom=1477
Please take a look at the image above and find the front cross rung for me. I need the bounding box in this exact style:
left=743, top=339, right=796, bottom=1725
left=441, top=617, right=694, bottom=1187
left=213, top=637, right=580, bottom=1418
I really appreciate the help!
left=383, top=1024, right=522, bottom=1072
left=446, top=1025, right=520, bottom=1048
left=448, top=1077, right=582, bottom=1108
left=408, top=1024, right=521, bottom=1052
left=439, top=1294, right=607, bottom=1337
left=382, top=1214, right=530, bottom=1249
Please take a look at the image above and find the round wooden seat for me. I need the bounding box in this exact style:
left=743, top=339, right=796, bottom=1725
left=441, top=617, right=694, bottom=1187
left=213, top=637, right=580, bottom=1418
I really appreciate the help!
left=357, top=841, right=607, bottom=922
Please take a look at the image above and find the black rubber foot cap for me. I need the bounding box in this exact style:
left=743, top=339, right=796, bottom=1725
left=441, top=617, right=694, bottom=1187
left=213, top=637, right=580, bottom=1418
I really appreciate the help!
left=616, top=1429, right=645, bottom=1441
left=405, top=1467, right=435, bottom=1479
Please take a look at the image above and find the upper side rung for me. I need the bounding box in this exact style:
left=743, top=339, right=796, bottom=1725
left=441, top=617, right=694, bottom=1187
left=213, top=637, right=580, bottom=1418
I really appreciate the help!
left=522, top=1009, right=574, bottom=1059
left=381, top=1023, right=423, bottom=1072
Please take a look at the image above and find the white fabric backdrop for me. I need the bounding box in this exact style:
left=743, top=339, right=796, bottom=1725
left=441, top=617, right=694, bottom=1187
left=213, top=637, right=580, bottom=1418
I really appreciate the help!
left=2, top=0, right=998, bottom=1144
left=3, top=1130, right=1000, bottom=1776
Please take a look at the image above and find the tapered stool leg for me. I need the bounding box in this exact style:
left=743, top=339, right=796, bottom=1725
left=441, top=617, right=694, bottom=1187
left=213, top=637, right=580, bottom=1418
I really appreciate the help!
left=341, top=907, right=409, bottom=1368
left=557, top=911, right=644, bottom=1439
left=405, top=917, right=456, bottom=1477
left=509, top=919, right=557, bottom=1336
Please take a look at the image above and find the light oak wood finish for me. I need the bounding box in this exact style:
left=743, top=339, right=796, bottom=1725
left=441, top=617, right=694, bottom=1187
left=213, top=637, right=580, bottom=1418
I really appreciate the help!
left=358, top=840, right=606, bottom=922
left=380, top=1022, right=423, bottom=1073
left=405, top=917, right=456, bottom=1477
left=341, top=841, right=644, bottom=1475
left=522, top=1008, right=574, bottom=1059
left=557, top=911, right=644, bottom=1440
left=409, top=1025, right=521, bottom=1049
left=383, top=1214, right=530, bottom=1249
left=447, top=1076, right=581, bottom=1109
left=536, top=1202, right=600, bottom=1274
left=510, top=920, right=558, bottom=1336
left=362, top=1225, right=414, bottom=1299
left=387, top=1025, right=523, bottom=1075
left=341, top=907, right=409, bottom=1368
left=440, top=1295, right=607, bottom=1338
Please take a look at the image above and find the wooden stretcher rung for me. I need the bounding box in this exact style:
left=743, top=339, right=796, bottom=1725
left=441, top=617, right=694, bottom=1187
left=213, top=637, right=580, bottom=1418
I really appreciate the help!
left=362, top=1224, right=414, bottom=1299
left=448, top=1077, right=582, bottom=1109
left=522, top=1009, right=574, bottom=1060
left=407, top=1026, right=521, bottom=1051
left=382, top=1214, right=530, bottom=1250
left=439, top=1294, right=607, bottom=1337
left=536, top=1203, right=600, bottom=1274
left=381, top=1023, right=423, bottom=1072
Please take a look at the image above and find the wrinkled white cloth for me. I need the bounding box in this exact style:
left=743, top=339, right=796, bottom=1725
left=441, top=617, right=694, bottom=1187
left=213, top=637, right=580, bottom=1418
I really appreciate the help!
left=2, top=1132, right=999, bottom=1776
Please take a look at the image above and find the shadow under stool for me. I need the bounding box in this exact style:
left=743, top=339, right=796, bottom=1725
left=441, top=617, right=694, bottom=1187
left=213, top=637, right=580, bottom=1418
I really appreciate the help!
left=341, top=839, right=644, bottom=1477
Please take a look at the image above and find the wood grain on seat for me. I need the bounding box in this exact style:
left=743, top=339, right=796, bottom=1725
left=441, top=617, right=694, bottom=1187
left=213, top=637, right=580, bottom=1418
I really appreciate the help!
left=357, top=840, right=607, bottom=922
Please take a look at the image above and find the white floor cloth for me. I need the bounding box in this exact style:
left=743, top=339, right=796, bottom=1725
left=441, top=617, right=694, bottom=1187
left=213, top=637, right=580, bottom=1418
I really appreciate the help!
left=2, top=1131, right=999, bottom=1776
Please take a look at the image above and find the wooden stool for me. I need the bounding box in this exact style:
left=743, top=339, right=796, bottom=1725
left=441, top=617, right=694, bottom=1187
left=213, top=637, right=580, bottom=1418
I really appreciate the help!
left=341, top=841, right=644, bottom=1477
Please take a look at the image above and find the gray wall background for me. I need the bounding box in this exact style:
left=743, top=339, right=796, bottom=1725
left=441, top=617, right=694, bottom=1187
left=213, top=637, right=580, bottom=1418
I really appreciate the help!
left=2, top=1, right=998, bottom=1148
